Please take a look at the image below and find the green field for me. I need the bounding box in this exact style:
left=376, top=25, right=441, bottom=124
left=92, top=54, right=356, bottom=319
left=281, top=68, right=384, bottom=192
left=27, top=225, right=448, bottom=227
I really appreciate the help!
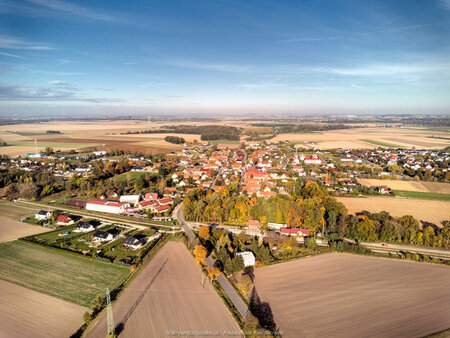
left=9, top=141, right=99, bottom=148
left=359, top=139, right=399, bottom=148
left=393, top=190, right=450, bottom=201
left=209, top=139, right=241, bottom=145
left=0, top=241, right=129, bottom=307
left=114, top=171, right=153, bottom=182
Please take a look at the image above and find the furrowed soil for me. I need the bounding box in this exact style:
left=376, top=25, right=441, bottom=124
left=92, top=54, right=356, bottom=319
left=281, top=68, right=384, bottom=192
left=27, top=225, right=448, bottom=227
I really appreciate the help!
left=0, top=279, right=85, bottom=338
left=253, top=253, right=450, bottom=338
left=87, top=241, right=241, bottom=338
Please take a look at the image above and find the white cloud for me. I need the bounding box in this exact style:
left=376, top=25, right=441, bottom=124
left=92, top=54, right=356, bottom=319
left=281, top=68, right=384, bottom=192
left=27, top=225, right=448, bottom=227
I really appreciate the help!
left=0, top=34, right=54, bottom=50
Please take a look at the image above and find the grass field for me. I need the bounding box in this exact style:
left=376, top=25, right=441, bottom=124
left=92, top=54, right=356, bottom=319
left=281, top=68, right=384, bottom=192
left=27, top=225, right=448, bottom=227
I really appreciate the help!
left=359, top=139, right=399, bottom=148
left=0, top=280, right=86, bottom=338
left=357, top=179, right=450, bottom=194
left=336, top=196, right=450, bottom=227
left=393, top=190, right=450, bottom=201
left=114, top=171, right=152, bottom=183
left=253, top=253, right=450, bottom=338
left=0, top=241, right=129, bottom=307
left=87, top=241, right=240, bottom=337
left=209, top=139, right=241, bottom=144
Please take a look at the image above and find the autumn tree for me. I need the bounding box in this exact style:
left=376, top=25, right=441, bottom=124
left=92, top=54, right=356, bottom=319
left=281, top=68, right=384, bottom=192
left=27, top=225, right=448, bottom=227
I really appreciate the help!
left=207, top=267, right=220, bottom=280
left=199, top=225, right=211, bottom=240
left=193, top=245, right=207, bottom=264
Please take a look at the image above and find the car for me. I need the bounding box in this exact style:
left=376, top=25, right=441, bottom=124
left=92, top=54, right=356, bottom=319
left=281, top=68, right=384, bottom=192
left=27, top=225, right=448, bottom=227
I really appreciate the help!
left=381, top=243, right=388, bottom=247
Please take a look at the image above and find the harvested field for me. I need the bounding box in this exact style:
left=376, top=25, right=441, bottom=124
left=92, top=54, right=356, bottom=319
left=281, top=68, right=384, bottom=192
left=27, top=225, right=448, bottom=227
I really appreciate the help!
left=253, top=253, right=450, bottom=338
left=0, top=216, right=49, bottom=243
left=271, top=127, right=450, bottom=150
left=0, top=241, right=129, bottom=307
left=0, top=279, right=85, bottom=338
left=357, top=179, right=450, bottom=194
left=336, top=196, right=450, bottom=227
left=87, top=241, right=240, bottom=338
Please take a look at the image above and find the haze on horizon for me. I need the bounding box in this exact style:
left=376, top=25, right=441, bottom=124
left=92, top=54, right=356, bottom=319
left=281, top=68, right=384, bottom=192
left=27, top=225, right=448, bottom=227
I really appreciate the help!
left=1, top=0, right=450, bottom=117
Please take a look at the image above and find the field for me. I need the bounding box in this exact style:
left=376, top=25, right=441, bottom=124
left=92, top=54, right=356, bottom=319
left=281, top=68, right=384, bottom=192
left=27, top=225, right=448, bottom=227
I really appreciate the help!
left=0, top=216, right=50, bottom=243
left=253, top=253, right=450, bottom=338
left=393, top=190, right=450, bottom=201
left=357, top=179, right=450, bottom=194
left=0, top=240, right=129, bottom=307
left=0, top=279, right=85, bottom=338
left=87, top=241, right=240, bottom=337
left=336, top=196, right=450, bottom=226
left=272, top=127, right=450, bottom=149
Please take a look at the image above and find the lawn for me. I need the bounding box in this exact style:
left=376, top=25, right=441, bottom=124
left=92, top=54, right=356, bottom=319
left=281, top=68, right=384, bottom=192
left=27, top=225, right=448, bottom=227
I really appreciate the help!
left=208, top=139, right=241, bottom=145
left=359, top=139, right=399, bottom=148
left=114, top=171, right=153, bottom=183
left=0, top=241, right=129, bottom=307
left=393, top=190, right=450, bottom=201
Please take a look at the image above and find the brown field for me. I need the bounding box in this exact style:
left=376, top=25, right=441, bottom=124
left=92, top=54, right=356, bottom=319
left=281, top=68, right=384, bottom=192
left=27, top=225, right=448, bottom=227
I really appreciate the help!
left=87, top=241, right=240, bottom=338
left=357, top=179, right=450, bottom=194
left=0, top=279, right=85, bottom=338
left=253, top=253, right=450, bottom=338
left=336, top=196, right=450, bottom=226
left=272, top=127, right=450, bottom=149
left=0, top=216, right=49, bottom=243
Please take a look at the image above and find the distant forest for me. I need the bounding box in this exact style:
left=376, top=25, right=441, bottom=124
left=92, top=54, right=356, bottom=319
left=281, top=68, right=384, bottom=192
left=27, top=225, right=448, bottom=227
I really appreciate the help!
left=123, top=125, right=241, bottom=141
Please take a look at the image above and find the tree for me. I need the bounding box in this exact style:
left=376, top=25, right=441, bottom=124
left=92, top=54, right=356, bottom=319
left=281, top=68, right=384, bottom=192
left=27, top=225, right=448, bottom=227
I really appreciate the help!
left=193, top=245, right=207, bottom=264
left=207, top=266, right=220, bottom=280
left=83, top=311, right=92, bottom=323
left=199, top=225, right=211, bottom=240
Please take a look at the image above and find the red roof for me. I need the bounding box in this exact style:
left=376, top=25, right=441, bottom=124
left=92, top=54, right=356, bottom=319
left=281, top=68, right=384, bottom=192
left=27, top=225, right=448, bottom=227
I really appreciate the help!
left=280, top=228, right=310, bottom=236
left=248, top=219, right=260, bottom=227
left=144, top=193, right=158, bottom=200
left=87, top=200, right=127, bottom=207
left=154, top=205, right=170, bottom=212
left=57, top=215, right=71, bottom=223
left=158, top=197, right=174, bottom=204
left=139, top=200, right=156, bottom=207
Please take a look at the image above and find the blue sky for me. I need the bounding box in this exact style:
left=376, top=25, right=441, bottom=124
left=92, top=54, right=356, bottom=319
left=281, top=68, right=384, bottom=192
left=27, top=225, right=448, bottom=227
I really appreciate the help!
left=0, top=0, right=449, bottom=116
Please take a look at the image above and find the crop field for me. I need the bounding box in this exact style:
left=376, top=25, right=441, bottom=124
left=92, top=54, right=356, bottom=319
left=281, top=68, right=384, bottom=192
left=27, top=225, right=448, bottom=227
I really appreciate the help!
left=87, top=241, right=240, bottom=338
left=0, top=280, right=85, bottom=338
left=357, top=179, right=450, bottom=194
left=0, top=216, right=50, bottom=243
left=336, top=196, right=450, bottom=227
left=393, top=190, right=450, bottom=201
left=272, top=127, right=450, bottom=149
left=0, top=240, right=129, bottom=307
left=253, top=253, right=450, bottom=338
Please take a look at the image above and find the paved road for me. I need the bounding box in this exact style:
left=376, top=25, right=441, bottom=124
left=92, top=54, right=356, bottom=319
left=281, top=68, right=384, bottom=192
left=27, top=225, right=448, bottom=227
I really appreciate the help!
left=206, top=256, right=248, bottom=319
left=16, top=200, right=179, bottom=230
left=174, top=203, right=249, bottom=319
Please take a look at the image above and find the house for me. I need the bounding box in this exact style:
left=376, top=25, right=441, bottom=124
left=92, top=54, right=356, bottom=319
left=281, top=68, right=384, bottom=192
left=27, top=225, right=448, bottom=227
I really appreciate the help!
left=236, top=251, right=256, bottom=267
left=280, top=228, right=310, bottom=237
left=138, top=200, right=156, bottom=210
left=93, top=150, right=106, bottom=157
left=119, top=195, right=140, bottom=205
left=35, top=210, right=51, bottom=220
left=153, top=204, right=171, bottom=213
left=378, top=186, right=390, bottom=194
left=158, top=197, right=174, bottom=205
left=144, top=193, right=159, bottom=201
left=304, top=154, right=322, bottom=165
left=122, top=236, right=146, bottom=250
left=247, top=219, right=261, bottom=231
left=93, top=230, right=113, bottom=242
left=86, top=200, right=129, bottom=214
left=56, top=215, right=73, bottom=226
left=76, top=221, right=95, bottom=232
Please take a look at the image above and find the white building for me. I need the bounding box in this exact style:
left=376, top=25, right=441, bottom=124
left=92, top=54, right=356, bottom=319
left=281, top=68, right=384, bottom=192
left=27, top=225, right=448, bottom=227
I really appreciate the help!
left=35, top=210, right=51, bottom=220
left=86, top=200, right=129, bottom=214
left=236, top=251, right=256, bottom=267
left=119, top=195, right=140, bottom=205
left=267, top=222, right=286, bottom=230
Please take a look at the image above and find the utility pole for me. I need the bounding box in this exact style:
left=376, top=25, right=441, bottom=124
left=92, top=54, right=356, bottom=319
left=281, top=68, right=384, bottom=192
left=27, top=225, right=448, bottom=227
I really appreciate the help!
left=106, top=288, right=115, bottom=337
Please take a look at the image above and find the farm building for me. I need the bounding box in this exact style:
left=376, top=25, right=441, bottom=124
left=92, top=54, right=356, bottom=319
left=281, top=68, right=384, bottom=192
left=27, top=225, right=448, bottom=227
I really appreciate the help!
left=86, top=200, right=129, bottom=214
left=280, top=228, right=310, bottom=237
left=119, top=195, right=141, bottom=205
left=35, top=210, right=51, bottom=220
left=236, top=251, right=256, bottom=267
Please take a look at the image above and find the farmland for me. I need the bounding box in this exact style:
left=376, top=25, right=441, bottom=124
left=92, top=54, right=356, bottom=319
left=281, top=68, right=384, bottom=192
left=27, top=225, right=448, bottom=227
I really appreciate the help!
left=336, top=196, right=450, bottom=227
left=253, top=253, right=450, bottom=338
left=0, top=216, right=49, bottom=243
left=0, top=280, right=85, bottom=338
left=87, top=241, right=240, bottom=337
left=393, top=190, right=450, bottom=201
left=357, top=179, right=450, bottom=194
left=0, top=240, right=129, bottom=307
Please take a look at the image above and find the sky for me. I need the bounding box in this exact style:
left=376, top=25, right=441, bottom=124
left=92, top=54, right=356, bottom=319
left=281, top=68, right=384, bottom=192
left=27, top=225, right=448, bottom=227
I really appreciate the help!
left=0, top=0, right=450, bottom=116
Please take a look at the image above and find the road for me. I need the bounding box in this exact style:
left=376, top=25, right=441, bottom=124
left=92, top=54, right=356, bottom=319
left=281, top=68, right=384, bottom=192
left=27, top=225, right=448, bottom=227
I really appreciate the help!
left=16, top=200, right=179, bottom=231
left=173, top=203, right=249, bottom=319
left=211, top=168, right=223, bottom=190
left=206, top=256, right=248, bottom=319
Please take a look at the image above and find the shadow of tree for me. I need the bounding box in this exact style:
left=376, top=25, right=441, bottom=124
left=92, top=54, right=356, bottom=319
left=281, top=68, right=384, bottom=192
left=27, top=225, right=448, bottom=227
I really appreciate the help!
left=242, top=266, right=255, bottom=282
left=249, top=286, right=277, bottom=332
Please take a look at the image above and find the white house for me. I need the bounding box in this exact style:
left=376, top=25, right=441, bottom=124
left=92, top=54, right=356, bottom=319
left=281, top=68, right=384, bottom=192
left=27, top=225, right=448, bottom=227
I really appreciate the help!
left=93, top=230, right=113, bottom=242
left=86, top=200, right=129, bottom=214
left=35, top=210, right=51, bottom=220
left=236, top=251, right=256, bottom=267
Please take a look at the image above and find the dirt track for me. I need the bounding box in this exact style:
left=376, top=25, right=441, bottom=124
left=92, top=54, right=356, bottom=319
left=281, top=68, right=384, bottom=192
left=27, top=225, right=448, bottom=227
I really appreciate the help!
left=253, top=253, right=450, bottom=338
left=87, top=241, right=241, bottom=338
left=0, top=280, right=85, bottom=338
